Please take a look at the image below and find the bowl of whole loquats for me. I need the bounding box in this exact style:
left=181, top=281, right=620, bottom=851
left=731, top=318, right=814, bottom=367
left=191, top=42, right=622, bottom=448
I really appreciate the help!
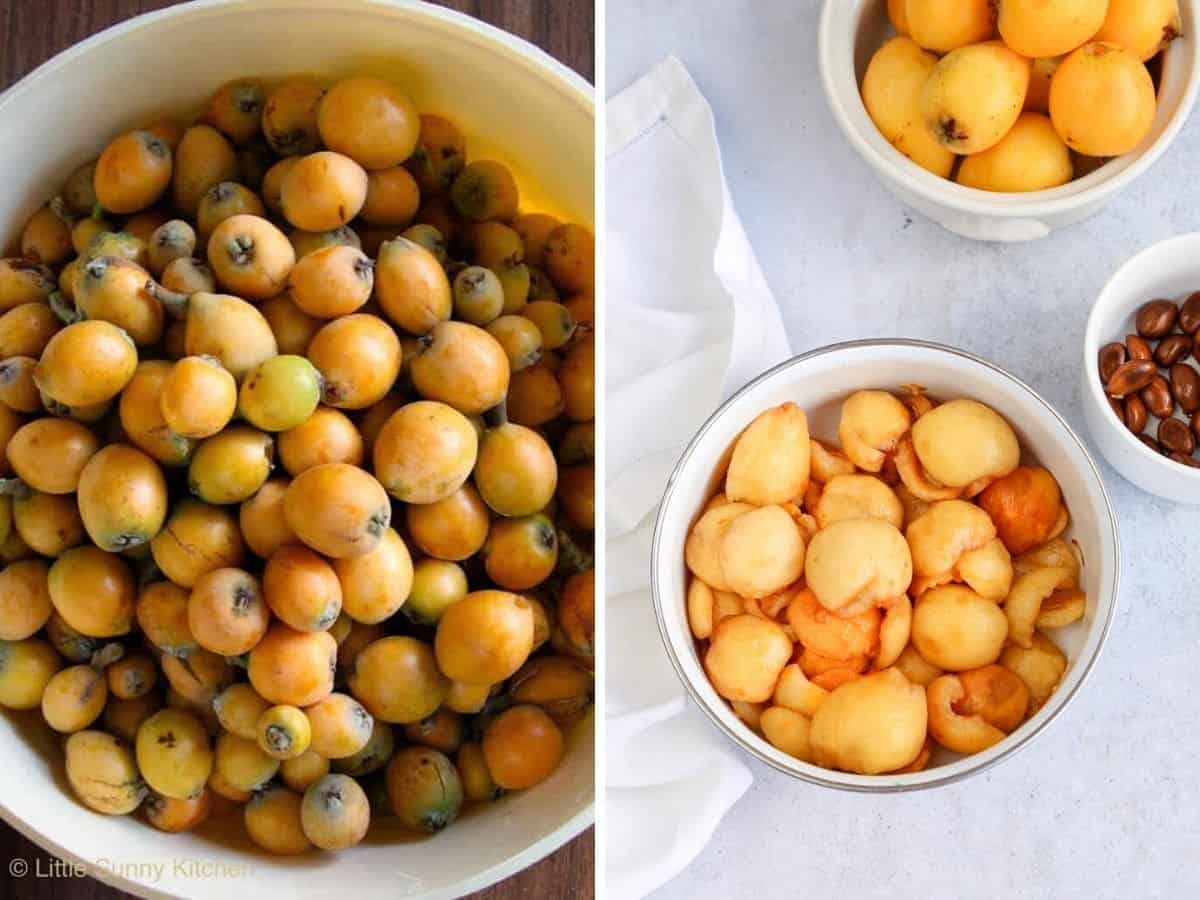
left=0, top=1, right=594, bottom=897
left=652, top=340, right=1119, bottom=790
left=818, top=0, right=1200, bottom=242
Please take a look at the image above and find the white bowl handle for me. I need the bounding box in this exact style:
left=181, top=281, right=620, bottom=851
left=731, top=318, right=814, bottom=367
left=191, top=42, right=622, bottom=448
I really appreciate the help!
left=937, top=214, right=1052, bottom=243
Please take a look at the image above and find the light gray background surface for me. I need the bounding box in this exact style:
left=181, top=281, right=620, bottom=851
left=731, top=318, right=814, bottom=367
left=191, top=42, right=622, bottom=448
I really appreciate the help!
left=609, top=2, right=1200, bottom=898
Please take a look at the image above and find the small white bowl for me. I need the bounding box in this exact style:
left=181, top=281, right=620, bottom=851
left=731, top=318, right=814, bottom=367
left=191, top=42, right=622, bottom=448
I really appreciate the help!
left=651, top=340, right=1120, bottom=791
left=818, top=0, right=1200, bottom=242
left=0, top=1, right=593, bottom=897
left=1083, top=233, right=1200, bottom=502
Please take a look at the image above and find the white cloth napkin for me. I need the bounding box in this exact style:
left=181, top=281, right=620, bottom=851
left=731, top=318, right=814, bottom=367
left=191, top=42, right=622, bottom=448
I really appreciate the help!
left=605, top=57, right=793, bottom=900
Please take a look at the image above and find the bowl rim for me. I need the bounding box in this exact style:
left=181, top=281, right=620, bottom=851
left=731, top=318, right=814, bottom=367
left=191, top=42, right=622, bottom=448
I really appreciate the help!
left=1083, top=232, right=1200, bottom=483
left=0, top=776, right=595, bottom=900
left=816, top=0, right=1200, bottom=219
left=650, top=338, right=1122, bottom=792
left=0, top=0, right=593, bottom=895
left=0, top=0, right=595, bottom=116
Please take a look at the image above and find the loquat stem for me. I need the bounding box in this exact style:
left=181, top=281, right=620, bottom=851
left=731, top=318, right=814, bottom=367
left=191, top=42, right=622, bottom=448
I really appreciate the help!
left=48, top=291, right=80, bottom=325
left=89, top=642, right=126, bottom=671
left=144, top=280, right=190, bottom=317
left=48, top=195, right=77, bottom=226
left=0, top=478, right=32, bottom=499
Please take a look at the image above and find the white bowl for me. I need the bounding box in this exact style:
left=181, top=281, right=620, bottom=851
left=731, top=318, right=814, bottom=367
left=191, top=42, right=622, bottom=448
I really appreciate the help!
left=1083, top=234, right=1200, bottom=502
left=651, top=340, right=1120, bottom=790
left=818, top=0, right=1200, bottom=242
left=0, top=1, right=593, bottom=897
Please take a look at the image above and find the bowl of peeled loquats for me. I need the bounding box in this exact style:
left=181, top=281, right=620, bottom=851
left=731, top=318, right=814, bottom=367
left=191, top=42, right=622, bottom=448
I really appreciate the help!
left=0, top=1, right=593, bottom=896
left=819, top=0, right=1200, bottom=241
left=652, top=340, right=1119, bottom=790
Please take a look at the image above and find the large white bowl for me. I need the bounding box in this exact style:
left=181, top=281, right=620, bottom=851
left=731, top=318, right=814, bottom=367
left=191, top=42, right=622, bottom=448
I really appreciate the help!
left=652, top=340, right=1120, bottom=790
left=818, top=0, right=1200, bottom=242
left=1083, top=233, right=1200, bottom=503
left=0, top=1, right=593, bottom=897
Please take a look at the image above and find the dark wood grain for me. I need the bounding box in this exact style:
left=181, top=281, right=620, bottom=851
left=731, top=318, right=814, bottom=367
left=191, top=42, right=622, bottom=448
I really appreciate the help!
left=0, top=1, right=594, bottom=898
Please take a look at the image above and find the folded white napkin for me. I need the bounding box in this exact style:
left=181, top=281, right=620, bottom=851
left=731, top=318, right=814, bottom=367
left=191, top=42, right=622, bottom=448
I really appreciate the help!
left=605, top=57, right=793, bottom=900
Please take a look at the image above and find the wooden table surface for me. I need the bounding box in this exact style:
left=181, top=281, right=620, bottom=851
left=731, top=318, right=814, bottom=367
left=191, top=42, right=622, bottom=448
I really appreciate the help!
left=0, top=1, right=594, bottom=898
